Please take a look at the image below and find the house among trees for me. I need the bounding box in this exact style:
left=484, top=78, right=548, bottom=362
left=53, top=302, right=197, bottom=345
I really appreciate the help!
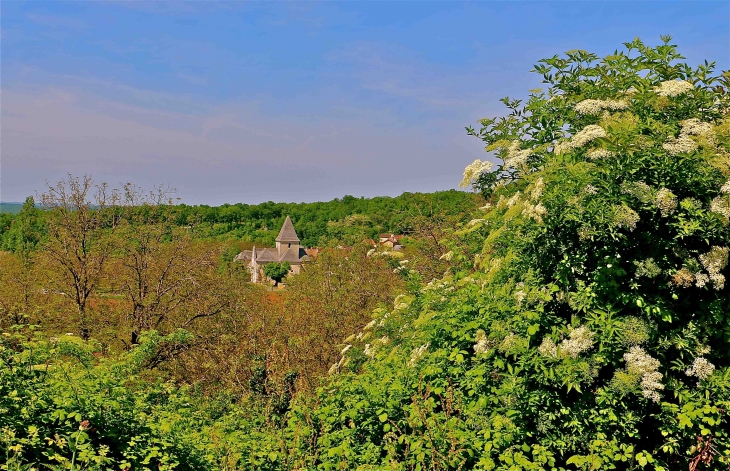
left=235, top=216, right=309, bottom=283
left=378, top=233, right=404, bottom=251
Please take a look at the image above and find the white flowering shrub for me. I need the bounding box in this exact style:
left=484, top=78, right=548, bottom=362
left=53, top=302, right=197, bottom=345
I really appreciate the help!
left=282, top=38, right=730, bottom=471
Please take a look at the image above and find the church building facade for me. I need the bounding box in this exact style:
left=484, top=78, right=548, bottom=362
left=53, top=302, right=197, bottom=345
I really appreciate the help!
left=235, top=216, right=308, bottom=283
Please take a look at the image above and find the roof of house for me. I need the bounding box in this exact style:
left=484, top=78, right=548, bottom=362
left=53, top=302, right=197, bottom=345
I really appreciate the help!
left=235, top=250, right=253, bottom=262
left=280, top=247, right=308, bottom=263
left=276, top=216, right=300, bottom=243
left=256, top=248, right=280, bottom=263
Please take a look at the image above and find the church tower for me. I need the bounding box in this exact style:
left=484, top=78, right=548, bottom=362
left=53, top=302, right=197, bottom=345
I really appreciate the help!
left=275, top=216, right=300, bottom=257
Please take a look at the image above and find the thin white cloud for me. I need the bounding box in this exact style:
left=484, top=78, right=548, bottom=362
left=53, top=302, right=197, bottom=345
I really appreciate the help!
left=2, top=83, right=486, bottom=204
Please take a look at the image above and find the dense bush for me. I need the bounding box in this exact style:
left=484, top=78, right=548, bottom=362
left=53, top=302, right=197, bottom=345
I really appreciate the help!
left=281, top=37, right=730, bottom=470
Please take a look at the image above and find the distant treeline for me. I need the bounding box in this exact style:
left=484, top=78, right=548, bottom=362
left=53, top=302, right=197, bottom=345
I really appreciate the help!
left=0, top=203, right=23, bottom=214
left=0, top=190, right=481, bottom=250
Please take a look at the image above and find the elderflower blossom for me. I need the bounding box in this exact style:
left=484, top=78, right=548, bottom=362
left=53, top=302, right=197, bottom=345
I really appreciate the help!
left=504, top=140, right=534, bottom=168
left=624, top=346, right=664, bottom=403
left=364, top=344, right=375, bottom=357
left=499, top=333, right=521, bottom=352
left=621, top=181, right=654, bottom=203
left=459, top=159, right=494, bottom=188
left=507, top=192, right=522, bottom=207
left=685, top=357, right=715, bottom=381
left=662, top=135, right=698, bottom=155
left=634, top=258, right=661, bottom=279
left=613, top=204, right=640, bottom=231
left=680, top=118, right=713, bottom=137
left=721, top=179, right=730, bottom=194
left=530, top=177, right=545, bottom=200
left=584, top=184, right=598, bottom=195
left=574, top=98, right=630, bottom=115
left=341, top=344, right=352, bottom=356
left=586, top=148, right=615, bottom=159
left=654, top=80, right=694, bottom=97
left=538, top=338, right=558, bottom=358
left=522, top=202, right=547, bottom=223
left=710, top=195, right=730, bottom=219
left=694, top=272, right=710, bottom=288
left=672, top=268, right=695, bottom=288
left=559, top=326, right=595, bottom=359
left=408, top=343, right=429, bottom=366
left=655, top=188, right=678, bottom=217
left=554, top=125, right=607, bottom=155
left=699, top=246, right=729, bottom=290
left=473, top=329, right=496, bottom=354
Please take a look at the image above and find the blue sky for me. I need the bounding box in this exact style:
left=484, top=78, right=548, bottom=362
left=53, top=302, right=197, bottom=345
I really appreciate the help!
left=2, top=1, right=729, bottom=205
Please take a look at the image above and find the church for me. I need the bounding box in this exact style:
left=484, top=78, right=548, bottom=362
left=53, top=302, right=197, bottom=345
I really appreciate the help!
left=234, top=216, right=309, bottom=283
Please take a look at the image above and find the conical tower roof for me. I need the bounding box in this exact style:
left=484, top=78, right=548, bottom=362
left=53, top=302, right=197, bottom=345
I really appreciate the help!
left=275, top=216, right=300, bottom=242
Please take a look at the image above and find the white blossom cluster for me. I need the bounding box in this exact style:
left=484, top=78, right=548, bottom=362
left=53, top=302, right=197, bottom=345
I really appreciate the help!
left=634, top=258, right=661, bottom=279
left=685, top=357, right=715, bottom=381
left=694, top=272, right=710, bottom=288
left=408, top=343, right=430, bottom=367
left=710, top=195, right=730, bottom=219
left=586, top=148, right=615, bottom=159
left=574, top=98, right=630, bottom=115
left=613, top=204, right=640, bottom=231
left=473, top=329, right=497, bottom=354
left=514, top=290, right=527, bottom=306
left=499, top=332, right=521, bottom=352
left=522, top=202, right=547, bottom=223
left=680, top=118, right=713, bottom=137
left=507, top=191, right=522, bottom=208
left=554, top=125, right=607, bottom=155
left=459, top=159, right=494, bottom=188
left=530, top=177, right=545, bottom=200
left=537, top=326, right=594, bottom=359
left=624, top=346, right=664, bottom=402
left=662, top=135, right=698, bottom=156
left=654, top=79, right=694, bottom=97
left=584, top=184, right=599, bottom=195
left=504, top=140, right=534, bottom=168
left=655, top=188, right=678, bottom=217
left=699, top=246, right=729, bottom=290
left=621, top=181, right=653, bottom=203
left=538, top=338, right=558, bottom=358
left=560, top=326, right=595, bottom=359
left=721, top=179, right=730, bottom=194
left=671, top=268, right=695, bottom=288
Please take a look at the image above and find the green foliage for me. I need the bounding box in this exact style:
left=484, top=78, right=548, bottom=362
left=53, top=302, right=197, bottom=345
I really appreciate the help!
left=0, top=190, right=480, bottom=251
left=263, top=262, right=291, bottom=285
left=1, top=197, right=44, bottom=252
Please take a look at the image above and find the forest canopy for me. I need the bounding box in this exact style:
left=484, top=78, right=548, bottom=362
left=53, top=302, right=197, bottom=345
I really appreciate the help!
left=0, top=190, right=480, bottom=251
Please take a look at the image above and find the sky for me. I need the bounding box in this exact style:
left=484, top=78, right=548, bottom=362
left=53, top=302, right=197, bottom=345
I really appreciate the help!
left=2, top=1, right=729, bottom=205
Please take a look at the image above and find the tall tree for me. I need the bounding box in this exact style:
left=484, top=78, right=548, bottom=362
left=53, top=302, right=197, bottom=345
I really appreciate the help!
left=113, top=184, right=234, bottom=346
left=263, top=262, right=291, bottom=286
left=38, top=175, right=121, bottom=339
